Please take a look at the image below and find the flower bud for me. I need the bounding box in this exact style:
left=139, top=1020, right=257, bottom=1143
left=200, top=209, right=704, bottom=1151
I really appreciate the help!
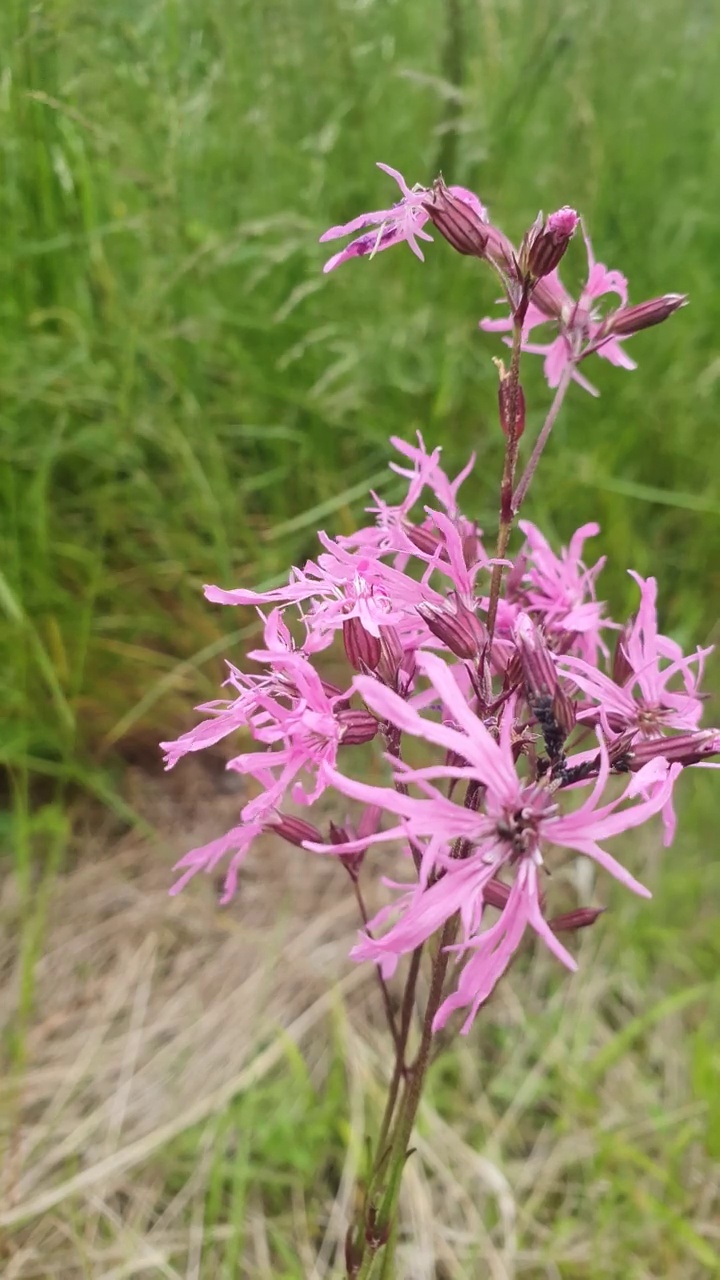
left=423, top=178, right=490, bottom=258
left=484, top=877, right=511, bottom=911
left=601, top=293, right=687, bottom=339
left=337, top=709, right=379, bottom=745
left=376, top=625, right=405, bottom=686
left=496, top=362, right=526, bottom=440
left=530, top=276, right=565, bottom=322
left=328, top=820, right=364, bottom=878
left=343, top=615, right=381, bottom=673
left=611, top=625, right=634, bottom=687
left=549, top=906, right=605, bottom=933
left=462, top=527, right=482, bottom=570
left=417, top=594, right=486, bottom=660
left=514, top=612, right=576, bottom=752
left=627, top=730, right=720, bottom=770
left=523, top=206, right=579, bottom=280
left=268, top=814, right=323, bottom=848
left=403, top=520, right=442, bottom=557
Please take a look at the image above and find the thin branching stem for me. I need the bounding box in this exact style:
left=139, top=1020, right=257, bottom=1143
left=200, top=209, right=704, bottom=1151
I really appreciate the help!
left=512, top=365, right=574, bottom=515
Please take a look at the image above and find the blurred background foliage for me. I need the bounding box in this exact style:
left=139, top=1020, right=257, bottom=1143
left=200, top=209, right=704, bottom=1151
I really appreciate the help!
left=1, top=0, right=719, bottom=804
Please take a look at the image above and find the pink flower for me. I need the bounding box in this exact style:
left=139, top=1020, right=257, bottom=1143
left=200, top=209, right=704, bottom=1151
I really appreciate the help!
left=320, top=164, right=487, bottom=273
left=510, top=520, right=612, bottom=663
left=171, top=821, right=264, bottom=904
left=311, top=650, right=678, bottom=1031
left=481, top=224, right=636, bottom=395
left=559, top=572, right=711, bottom=738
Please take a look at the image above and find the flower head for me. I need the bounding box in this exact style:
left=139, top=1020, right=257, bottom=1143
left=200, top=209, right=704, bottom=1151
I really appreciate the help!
left=320, top=163, right=488, bottom=273
left=481, top=224, right=639, bottom=395
left=309, top=650, right=678, bottom=1031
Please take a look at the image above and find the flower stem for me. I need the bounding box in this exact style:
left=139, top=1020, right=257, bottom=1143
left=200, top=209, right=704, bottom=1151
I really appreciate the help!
left=374, top=945, right=423, bottom=1158
left=486, top=319, right=524, bottom=641
left=511, top=365, right=573, bottom=516
left=356, top=918, right=457, bottom=1279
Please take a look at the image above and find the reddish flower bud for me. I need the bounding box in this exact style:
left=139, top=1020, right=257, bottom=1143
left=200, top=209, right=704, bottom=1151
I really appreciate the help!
left=612, top=625, right=634, bottom=687
left=484, top=877, right=511, bottom=911
left=522, top=206, right=578, bottom=280
left=329, top=806, right=380, bottom=879
left=423, top=178, right=490, bottom=258
left=549, top=906, right=606, bottom=933
left=484, top=225, right=520, bottom=281
left=403, top=520, right=443, bottom=557
left=376, top=625, right=405, bottom=686
left=530, top=275, right=565, bottom=322
left=417, top=595, right=486, bottom=660
left=497, top=364, right=526, bottom=440
left=337, top=709, right=379, bottom=745
left=343, top=615, right=382, bottom=673
left=601, top=293, right=687, bottom=339
left=514, top=612, right=576, bottom=752
left=627, top=730, right=720, bottom=770
left=268, top=814, right=323, bottom=848
left=462, top=527, right=481, bottom=570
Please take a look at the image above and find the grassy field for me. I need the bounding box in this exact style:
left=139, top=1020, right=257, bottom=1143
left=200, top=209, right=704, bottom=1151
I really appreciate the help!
left=1, top=0, right=720, bottom=1275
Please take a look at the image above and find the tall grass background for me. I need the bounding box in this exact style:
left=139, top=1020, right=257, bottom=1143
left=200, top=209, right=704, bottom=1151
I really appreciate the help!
left=1, top=2, right=719, bottom=1274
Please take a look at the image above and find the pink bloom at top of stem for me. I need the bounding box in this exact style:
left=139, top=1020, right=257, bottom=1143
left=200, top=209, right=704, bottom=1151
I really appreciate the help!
left=320, top=163, right=487, bottom=272
left=547, top=206, right=580, bottom=238
left=558, top=571, right=712, bottom=737
left=480, top=222, right=636, bottom=395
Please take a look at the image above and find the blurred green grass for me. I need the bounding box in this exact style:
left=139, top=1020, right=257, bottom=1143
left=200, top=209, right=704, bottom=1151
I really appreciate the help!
left=1, top=0, right=719, bottom=801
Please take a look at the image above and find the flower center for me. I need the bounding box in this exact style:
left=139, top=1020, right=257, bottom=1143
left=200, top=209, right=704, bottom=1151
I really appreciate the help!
left=495, top=787, right=557, bottom=861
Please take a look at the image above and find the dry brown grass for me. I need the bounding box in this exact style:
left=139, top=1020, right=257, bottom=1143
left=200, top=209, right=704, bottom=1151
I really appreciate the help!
left=1, top=765, right=718, bottom=1278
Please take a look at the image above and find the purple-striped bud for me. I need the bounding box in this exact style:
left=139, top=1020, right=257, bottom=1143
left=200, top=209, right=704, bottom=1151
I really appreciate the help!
left=612, top=625, right=634, bottom=687
left=403, top=520, right=443, bottom=557
left=269, top=815, right=323, bottom=848
left=328, top=820, right=363, bottom=878
left=417, top=594, right=486, bottom=660
left=601, top=293, right=687, bottom=339
left=337, top=709, right=378, bottom=745
left=514, top=612, right=576, bottom=747
left=626, top=730, right=720, bottom=770
left=423, top=178, right=490, bottom=258
left=462, top=527, right=481, bottom=569
left=530, top=275, right=565, bottom=322
left=343, top=616, right=381, bottom=673
left=484, top=225, right=520, bottom=282
left=376, top=625, right=405, bottom=686
left=330, top=804, right=381, bottom=880
left=523, top=206, right=578, bottom=280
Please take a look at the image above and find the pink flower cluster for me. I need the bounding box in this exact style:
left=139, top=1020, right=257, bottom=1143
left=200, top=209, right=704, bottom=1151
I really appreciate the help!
left=162, top=438, right=718, bottom=1033
left=320, top=162, right=686, bottom=395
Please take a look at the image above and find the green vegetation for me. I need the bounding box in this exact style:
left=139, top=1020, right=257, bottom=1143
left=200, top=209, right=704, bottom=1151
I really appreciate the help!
left=1, top=0, right=719, bottom=1275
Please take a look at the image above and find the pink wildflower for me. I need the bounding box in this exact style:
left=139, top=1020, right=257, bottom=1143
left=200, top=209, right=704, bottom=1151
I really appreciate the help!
left=509, top=520, right=611, bottom=663
left=481, top=224, right=637, bottom=395
left=310, top=651, right=678, bottom=1032
left=320, top=163, right=487, bottom=273
left=559, top=572, right=711, bottom=738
